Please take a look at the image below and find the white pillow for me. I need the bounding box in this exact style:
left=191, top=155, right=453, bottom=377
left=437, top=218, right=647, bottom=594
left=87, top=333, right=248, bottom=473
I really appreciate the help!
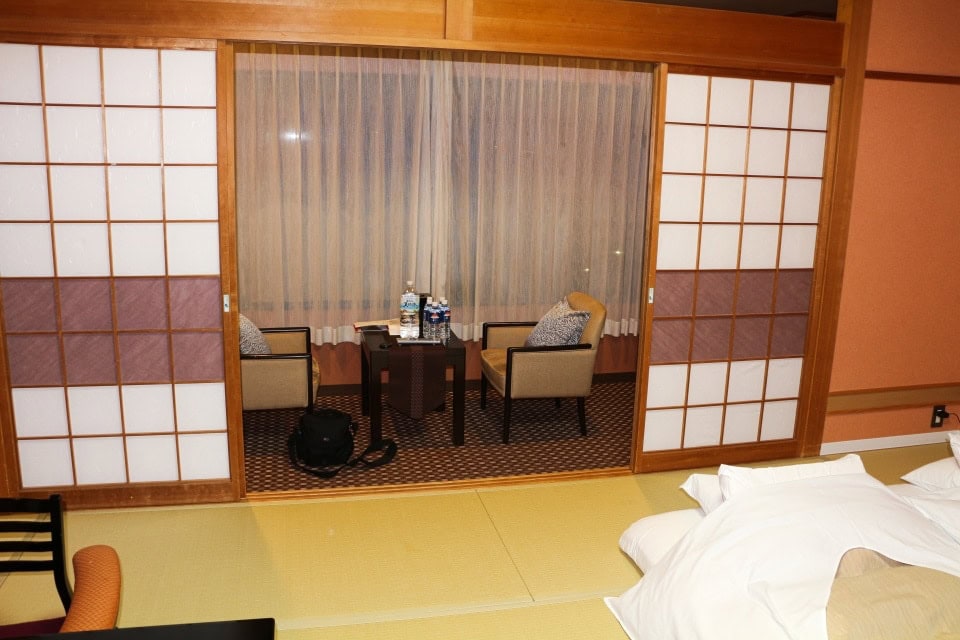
left=679, top=473, right=723, bottom=514
left=951, top=430, right=960, bottom=462
left=718, top=453, right=866, bottom=501
left=904, top=486, right=960, bottom=544
left=619, top=508, right=704, bottom=573
left=901, top=457, right=960, bottom=492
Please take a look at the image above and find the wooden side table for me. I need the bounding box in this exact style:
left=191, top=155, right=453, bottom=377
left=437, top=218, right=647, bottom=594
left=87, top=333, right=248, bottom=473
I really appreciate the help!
left=359, top=330, right=466, bottom=445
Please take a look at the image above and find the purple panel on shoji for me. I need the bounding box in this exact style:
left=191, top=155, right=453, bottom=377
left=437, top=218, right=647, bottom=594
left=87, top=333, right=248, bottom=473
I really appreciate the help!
left=1, top=279, right=58, bottom=332
left=63, top=333, right=117, bottom=385
left=653, top=271, right=695, bottom=317
left=770, top=315, right=809, bottom=357
left=6, top=335, right=63, bottom=386
left=736, top=270, right=775, bottom=314
left=172, top=332, right=224, bottom=381
left=169, top=277, right=222, bottom=329
left=731, top=316, right=771, bottom=360
left=118, top=333, right=172, bottom=383
left=115, top=278, right=168, bottom=330
left=775, top=270, right=813, bottom=314
left=649, top=318, right=692, bottom=363
left=691, top=317, right=732, bottom=361
left=60, top=279, right=113, bottom=331
left=695, top=270, right=736, bottom=316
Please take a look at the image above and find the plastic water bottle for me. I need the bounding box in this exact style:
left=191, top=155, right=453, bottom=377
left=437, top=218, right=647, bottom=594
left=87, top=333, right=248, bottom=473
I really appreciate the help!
left=422, top=297, right=434, bottom=339
left=428, top=303, right=442, bottom=341
left=400, top=281, right=419, bottom=339
left=440, top=298, right=451, bottom=343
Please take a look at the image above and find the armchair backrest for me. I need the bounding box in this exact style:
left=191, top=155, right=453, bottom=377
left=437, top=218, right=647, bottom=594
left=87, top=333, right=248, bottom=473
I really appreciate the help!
left=567, top=292, right=606, bottom=350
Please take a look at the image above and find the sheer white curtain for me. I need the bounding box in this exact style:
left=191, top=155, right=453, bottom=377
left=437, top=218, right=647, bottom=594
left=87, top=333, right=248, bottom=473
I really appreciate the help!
left=235, top=45, right=651, bottom=344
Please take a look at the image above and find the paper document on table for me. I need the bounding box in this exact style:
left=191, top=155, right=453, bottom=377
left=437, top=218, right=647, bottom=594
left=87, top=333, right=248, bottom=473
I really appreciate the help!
left=354, top=318, right=401, bottom=336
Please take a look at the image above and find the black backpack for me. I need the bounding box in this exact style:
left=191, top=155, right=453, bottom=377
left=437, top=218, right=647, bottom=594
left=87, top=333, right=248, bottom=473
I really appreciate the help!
left=288, top=408, right=397, bottom=478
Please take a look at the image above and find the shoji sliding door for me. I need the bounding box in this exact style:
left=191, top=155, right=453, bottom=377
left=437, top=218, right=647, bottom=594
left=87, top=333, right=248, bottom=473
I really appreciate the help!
left=637, top=71, right=830, bottom=470
left=0, top=43, right=233, bottom=501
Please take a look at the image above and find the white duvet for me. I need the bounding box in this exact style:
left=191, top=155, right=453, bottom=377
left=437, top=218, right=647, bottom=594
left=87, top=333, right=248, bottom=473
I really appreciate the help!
left=605, top=472, right=960, bottom=640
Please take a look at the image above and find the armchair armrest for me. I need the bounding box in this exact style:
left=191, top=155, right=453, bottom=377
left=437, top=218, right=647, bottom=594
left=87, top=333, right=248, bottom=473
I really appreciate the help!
left=482, top=321, right=537, bottom=349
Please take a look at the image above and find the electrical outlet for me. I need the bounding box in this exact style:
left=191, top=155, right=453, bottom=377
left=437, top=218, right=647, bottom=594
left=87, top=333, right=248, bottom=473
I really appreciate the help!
left=931, top=405, right=948, bottom=428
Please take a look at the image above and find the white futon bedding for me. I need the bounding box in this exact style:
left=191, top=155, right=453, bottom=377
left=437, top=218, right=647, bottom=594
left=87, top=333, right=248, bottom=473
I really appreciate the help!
left=606, top=472, right=960, bottom=640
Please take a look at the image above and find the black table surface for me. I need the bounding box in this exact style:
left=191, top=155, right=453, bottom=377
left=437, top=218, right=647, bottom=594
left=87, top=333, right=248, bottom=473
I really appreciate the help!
left=21, top=618, right=275, bottom=640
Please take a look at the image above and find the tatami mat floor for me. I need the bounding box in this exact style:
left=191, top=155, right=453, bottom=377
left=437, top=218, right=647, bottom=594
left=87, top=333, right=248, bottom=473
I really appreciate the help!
left=0, top=442, right=953, bottom=639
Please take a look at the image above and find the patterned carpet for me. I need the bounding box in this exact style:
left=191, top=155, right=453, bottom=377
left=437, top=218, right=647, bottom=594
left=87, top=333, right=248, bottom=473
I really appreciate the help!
left=243, top=376, right=636, bottom=493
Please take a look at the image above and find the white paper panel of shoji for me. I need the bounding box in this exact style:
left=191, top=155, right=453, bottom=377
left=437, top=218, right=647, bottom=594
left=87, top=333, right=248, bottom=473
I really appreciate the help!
left=665, top=74, right=708, bottom=123
left=162, top=108, right=217, bottom=163
left=702, top=176, right=743, bottom=222
left=0, top=43, right=42, bottom=103
left=791, top=83, right=830, bottom=131
left=175, top=383, right=227, bottom=432
left=723, top=402, right=762, bottom=444
left=126, top=435, right=180, bottom=482
left=779, top=225, right=818, bottom=268
left=0, top=223, right=55, bottom=277
left=178, top=433, right=230, bottom=480
left=19, top=439, right=74, bottom=487
left=111, top=223, right=166, bottom=276
left=726, top=360, right=766, bottom=403
left=751, top=80, right=791, bottom=128
left=106, top=107, right=162, bottom=164
left=42, top=46, right=101, bottom=105
left=656, top=224, right=699, bottom=270
left=646, top=364, right=688, bottom=408
left=787, top=131, right=827, bottom=177
left=73, top=437, right=128, bottom=485
left=0, top=105, right=46, bottom=162
left=12, top=387, right=68, bottom=437
left=765, top=358, right=804, bottom=400
left=68, top=386, right=123, bottom=435
left=783, top=179, right=822, bottom=223
left=642, top=409, right=684, bottom=452
left=163, top=166, right=219, bottom=220
left=760, top=399, right=798, bottom=441
left=746, top=128, right=787, bottom=176
left=109, top=166, right=164, bottom=220
left=54, top=223, right=111, bottom=277
left=121, top=384, right=175, bottom=433
left=50, top=166, right=107, bottom=220
left=698, top=224, right=740, bottom=270
left=103, top=48, right=160, bottom=105
left=684, top=405, right=723, bottom=448
left=161, top=50, right=216, bottom=107
left=662, top=124, right=705, bottom=173
left=705, top=127, right=747, bottom=175
left=687, top=362, right=728, bottom=405
left=708, top=77, right=751, bottom=126
left=45, top=106, right=104, bottom=163
left=743, top=177, right=783, bottom=223
left=739, top=225, right=780, bottom=270
left=0, top=165, right=49, bottom=220
left=659, top=174, right=702, bottom=223
left=166, top=222, right=221, bottom=275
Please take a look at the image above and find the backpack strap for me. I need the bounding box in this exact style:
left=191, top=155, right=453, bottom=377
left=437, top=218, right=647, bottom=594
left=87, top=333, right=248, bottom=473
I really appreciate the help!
left=288, top=431, right=398, bottom=479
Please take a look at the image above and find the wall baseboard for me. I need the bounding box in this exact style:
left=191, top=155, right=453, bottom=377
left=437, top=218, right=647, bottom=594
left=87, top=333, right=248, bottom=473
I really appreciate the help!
left=820, top=430, right=957, bottom=455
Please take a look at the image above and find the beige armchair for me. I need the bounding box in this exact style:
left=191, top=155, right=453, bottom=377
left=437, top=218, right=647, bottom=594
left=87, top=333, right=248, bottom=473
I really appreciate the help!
left=240, top=327, right=318, bottom=410
left=480, top=292, right=607, bottom=443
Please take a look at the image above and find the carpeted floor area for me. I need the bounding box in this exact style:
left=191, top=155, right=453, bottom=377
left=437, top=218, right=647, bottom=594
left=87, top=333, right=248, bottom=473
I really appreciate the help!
left=243, top=377, right=636, bottom=493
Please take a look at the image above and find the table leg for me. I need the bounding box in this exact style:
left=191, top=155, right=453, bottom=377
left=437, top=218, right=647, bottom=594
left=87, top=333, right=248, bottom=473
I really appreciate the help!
left=452, top=358, right=465, bottom=446
left=360, top=346, right=370, bottom=416
left=369, top=364, right=383, bottom=443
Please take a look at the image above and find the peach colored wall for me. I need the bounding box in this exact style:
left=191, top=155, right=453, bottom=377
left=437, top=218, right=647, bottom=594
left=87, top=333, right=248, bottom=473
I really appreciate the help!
left=824, top=0, right=960, bottom=442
